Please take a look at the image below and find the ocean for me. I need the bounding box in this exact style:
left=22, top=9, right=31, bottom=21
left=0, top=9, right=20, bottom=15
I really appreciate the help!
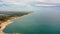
left=4, top=6, right=60, bottom=34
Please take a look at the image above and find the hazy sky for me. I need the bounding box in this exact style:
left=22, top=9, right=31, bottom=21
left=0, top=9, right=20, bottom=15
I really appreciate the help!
left=0, top=0, right=60, bottom=11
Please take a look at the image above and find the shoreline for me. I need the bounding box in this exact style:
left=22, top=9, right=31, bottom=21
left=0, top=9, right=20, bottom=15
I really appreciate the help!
left=0, top=15, right=29, bottom=34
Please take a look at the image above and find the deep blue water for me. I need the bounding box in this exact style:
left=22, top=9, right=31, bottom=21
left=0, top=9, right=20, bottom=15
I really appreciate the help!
left=4, top=7, right=60, bottom=34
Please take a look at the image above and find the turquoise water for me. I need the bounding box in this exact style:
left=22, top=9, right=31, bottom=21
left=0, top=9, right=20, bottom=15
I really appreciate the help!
left=4, top=7, right=60, bottom=34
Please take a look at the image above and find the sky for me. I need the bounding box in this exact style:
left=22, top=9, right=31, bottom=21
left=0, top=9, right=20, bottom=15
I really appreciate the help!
left=0, top=0, right=60, bottom=11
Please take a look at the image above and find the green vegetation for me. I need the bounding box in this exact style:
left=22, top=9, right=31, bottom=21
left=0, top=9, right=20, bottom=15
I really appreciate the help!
left=0, top=11, right=31, bottom=22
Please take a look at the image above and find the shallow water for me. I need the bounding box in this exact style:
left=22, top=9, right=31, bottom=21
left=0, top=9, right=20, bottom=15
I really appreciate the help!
left=4, top=6, right=60, bottom=34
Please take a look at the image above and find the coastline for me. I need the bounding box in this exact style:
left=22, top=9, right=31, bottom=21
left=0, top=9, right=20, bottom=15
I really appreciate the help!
left=0, top=16, right=25, bottom=34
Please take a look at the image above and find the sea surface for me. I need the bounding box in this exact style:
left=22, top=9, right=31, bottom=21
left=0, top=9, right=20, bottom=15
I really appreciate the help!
left=4, top=6, right=60, bottom=34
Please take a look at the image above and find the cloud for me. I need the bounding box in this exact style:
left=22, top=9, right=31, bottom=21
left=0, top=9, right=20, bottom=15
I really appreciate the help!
left=34, top=4, right=56, bottom=6
left=0, top=0, right=26, bottom=5
left=0, top=0, right=60, bottom=5
left=47, top=0, right=60, bottom=3
left=34, top=0, right=60, bottom=3
left=0, top=0, right=60, bottom=11
left=1, top=0, right=60, bottom=5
